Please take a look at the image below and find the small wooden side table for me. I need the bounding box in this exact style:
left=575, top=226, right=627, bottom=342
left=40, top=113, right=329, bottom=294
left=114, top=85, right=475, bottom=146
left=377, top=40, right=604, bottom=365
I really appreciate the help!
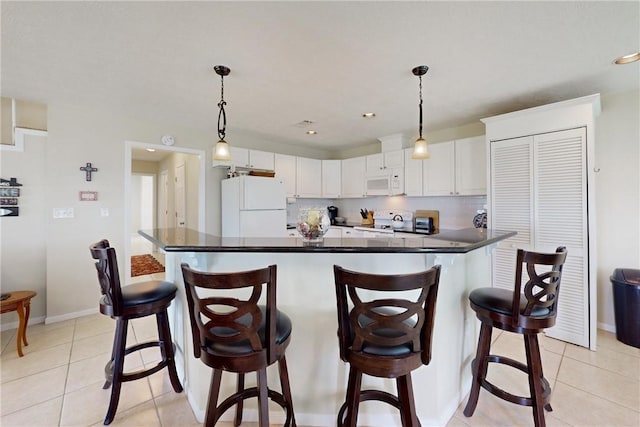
left=0, top=291, right=37, bottom=357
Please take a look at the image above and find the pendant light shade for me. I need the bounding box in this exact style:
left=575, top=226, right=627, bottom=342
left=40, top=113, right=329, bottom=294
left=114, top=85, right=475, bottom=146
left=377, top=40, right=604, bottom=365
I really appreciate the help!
left=214, top=140, right=231, bottom=160
left=213, top=65, right=232, bottom=161
left=411, top=65, right=430, bottom=160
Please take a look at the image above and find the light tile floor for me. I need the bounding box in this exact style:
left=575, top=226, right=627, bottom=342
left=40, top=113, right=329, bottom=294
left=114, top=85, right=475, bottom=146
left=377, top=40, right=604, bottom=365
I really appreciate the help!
left=2, top=272, right=639, bottom=426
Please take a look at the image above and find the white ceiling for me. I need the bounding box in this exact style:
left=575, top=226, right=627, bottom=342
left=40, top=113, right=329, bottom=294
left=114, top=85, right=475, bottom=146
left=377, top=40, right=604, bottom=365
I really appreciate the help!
left=2, top=1, right=638, bottom=157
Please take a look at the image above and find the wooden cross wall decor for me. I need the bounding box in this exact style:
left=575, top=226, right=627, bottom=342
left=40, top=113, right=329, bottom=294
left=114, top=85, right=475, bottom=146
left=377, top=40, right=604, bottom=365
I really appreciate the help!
left=80, top=163, right=98, bottom=181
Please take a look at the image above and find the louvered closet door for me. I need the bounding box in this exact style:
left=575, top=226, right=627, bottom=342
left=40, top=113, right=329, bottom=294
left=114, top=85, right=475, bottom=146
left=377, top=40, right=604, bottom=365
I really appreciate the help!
left=490, top=136, right=534, bottom=290
left=534, top=127, right=588, bottom=347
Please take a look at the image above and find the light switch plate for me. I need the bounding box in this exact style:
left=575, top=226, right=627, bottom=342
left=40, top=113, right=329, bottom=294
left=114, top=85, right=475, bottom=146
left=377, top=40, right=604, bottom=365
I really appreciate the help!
left=53, top=208, right=74, bottom=218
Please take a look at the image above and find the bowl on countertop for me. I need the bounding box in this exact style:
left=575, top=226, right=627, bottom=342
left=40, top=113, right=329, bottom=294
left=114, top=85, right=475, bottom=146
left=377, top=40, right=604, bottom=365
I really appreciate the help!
left=334, top=217, right=345, bottom=224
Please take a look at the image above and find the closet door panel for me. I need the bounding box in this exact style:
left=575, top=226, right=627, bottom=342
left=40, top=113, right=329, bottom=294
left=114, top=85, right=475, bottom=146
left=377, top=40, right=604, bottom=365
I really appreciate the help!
left=490, top=136, right=533, bottom=290
left=533, top=127, right=588, bottom=347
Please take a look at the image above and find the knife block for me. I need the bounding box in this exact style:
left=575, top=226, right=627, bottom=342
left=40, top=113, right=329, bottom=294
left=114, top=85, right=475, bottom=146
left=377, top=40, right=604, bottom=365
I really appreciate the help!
left=361, top=211, right=374, bottom=226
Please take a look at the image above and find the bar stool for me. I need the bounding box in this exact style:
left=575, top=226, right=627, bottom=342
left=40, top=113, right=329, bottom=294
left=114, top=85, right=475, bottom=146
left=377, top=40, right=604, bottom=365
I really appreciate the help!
left=90, top=239, right=183, bottom=425
left=181, top=263, right=296, bottom=427
left=463, top=246, right=567, bottom=427
left=333, top=264, right=441, bottom=427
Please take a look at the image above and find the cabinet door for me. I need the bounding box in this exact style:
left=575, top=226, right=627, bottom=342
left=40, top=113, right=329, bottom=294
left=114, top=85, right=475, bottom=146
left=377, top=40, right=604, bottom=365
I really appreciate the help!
left=455, top=136, right=486, bottom=195
left=249, top=150, right=275, bottom=170
left=322, top=160, right=342, bottom=198
left=341, top=156, right=366, bottom=198
left=384, top=150, right=404, bottom=169
left=230, top=146, right=250, bottom=168
left=274, top=154, right=297, bottom=197
left=296, top=157, right=322, bottom=198
left=366, top=153, right=384, bottom=175
left=423, top=141, right=455, bottom=196
left=325, top=227, right=342, bottom=238
left=404, top=148, right=423, bottom=196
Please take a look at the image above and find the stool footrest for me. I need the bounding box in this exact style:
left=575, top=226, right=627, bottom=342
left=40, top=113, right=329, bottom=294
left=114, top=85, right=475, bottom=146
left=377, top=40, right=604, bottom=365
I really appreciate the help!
left=210, top=386, right=294, bottom=427
left=476, top=354, right=551, bottom=408
left=104, top=340, right=175, bottom=384
left=337, top=390, right=422, bottom=427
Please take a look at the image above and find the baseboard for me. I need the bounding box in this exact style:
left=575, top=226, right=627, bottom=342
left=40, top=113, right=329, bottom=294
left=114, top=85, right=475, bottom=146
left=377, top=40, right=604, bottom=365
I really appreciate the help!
left=45, top=307, right=99, bottom=324
left=597, top=322, right=616, bottom=333
left=0, top=316, right=46, bottom=332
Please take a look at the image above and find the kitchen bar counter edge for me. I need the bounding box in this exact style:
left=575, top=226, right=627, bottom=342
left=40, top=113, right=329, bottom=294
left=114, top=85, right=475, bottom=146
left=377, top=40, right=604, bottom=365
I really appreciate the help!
left=138, top=227, right=515, bottom=253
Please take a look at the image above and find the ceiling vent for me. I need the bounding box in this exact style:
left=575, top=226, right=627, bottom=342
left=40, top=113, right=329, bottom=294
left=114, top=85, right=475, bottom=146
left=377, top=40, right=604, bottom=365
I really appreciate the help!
left=293, top=120, right=315, bottom=128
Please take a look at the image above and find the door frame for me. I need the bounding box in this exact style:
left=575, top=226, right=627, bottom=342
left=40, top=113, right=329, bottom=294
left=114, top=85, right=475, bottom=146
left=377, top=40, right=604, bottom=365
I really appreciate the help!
left=124, top=140, right=206, bottom=279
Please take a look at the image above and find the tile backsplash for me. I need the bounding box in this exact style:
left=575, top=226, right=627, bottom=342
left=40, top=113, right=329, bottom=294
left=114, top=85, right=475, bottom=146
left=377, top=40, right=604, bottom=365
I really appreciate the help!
left=288, top=195, right=487, bottom=230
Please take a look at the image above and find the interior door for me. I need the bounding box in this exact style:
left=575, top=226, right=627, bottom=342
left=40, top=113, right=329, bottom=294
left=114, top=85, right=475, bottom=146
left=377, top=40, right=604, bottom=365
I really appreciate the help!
left=158, top=169, right=169, bottom=229
left=174, top=162, right=186, bottom=228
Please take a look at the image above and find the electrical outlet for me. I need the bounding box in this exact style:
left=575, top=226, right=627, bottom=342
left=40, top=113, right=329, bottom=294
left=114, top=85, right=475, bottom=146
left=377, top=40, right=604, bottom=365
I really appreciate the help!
left=53, top=208, right=74, bottom=218
left=100, top=208, right=109, bottom=217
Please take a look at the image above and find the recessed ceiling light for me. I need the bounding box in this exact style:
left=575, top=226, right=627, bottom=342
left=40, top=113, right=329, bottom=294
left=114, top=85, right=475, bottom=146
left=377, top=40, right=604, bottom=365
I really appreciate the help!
left=614, top=52, right=640, bottom=64
left=362, top=113, right=376, bottom=118
left=146, top=148, right=156, bottom=152
left=306, top=130, right=317, bottom=135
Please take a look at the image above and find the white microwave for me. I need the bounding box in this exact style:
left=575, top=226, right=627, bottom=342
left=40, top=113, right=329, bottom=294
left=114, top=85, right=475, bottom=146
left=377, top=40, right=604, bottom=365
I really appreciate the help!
left=365, top=170, right=404, bottom=196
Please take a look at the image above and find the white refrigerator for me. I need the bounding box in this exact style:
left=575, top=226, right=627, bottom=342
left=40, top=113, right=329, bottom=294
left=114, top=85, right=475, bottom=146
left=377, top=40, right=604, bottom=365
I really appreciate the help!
left=221, top=176, right=287, bottom=237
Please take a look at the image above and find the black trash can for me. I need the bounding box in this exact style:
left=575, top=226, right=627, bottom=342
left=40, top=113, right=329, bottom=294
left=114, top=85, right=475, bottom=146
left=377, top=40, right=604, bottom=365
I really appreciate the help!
left=611, top=268, right=640, bottom=348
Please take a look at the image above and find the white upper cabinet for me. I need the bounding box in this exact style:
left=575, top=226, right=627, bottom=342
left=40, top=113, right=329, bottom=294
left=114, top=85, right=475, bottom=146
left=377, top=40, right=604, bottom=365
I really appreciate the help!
left=423, top=137, right=486, bottom=196
left=404, top=148, right=423, bottom=197
left=454, top=136, right=486, bottom=195
left=214, top=147, right=275, bottom=170
left=384, top=150, right=405, bottom=169
left=423, top=141, right=456, bottom=195
left=296, top=156, right=322, bottom=198
left=274, top=153, right=297, bottom=197
left=322, top=160, right=342, bottom=198
left=341, top=156, right=366, bottom=198
left=366, top=150, right=404, bottom=175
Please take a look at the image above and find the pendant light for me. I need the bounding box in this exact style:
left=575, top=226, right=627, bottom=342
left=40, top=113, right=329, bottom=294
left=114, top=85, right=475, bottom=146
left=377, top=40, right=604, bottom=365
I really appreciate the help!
left=213, top=65, right=232, bottom=161
left=411, top=65, right=430, bottom=159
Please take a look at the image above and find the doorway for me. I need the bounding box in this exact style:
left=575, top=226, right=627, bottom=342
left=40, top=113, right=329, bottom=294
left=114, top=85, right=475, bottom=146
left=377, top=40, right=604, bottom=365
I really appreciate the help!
left=124, top=140, right=206, bottom=280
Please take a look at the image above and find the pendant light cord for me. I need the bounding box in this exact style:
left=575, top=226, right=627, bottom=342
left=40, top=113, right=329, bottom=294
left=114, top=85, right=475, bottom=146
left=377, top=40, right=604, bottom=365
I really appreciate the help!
left=418, top=75, right=423, bottom=139
left=217, top=74, right=227, bottom=141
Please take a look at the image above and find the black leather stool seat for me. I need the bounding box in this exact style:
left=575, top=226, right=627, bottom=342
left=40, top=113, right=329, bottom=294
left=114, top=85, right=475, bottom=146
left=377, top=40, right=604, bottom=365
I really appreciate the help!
left=357, top=309, right=417, bottom=357
left=469, top=288, right=550, bottom=317
left=205, top=307, right=292, bottom=355
left=119, top=280, right=177, bottom=307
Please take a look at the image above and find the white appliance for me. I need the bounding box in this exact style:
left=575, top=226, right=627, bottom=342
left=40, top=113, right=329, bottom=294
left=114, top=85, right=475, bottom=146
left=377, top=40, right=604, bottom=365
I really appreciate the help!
left=373, top=210, right=414, bottom=232
left=365, top=170, right=404, bottom=196
left=221, top=176, right=287, bottom=237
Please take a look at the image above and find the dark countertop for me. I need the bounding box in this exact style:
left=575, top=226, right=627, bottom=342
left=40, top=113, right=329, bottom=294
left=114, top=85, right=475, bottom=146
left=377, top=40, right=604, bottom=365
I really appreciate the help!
left=139, top=228, right=515, bottom=254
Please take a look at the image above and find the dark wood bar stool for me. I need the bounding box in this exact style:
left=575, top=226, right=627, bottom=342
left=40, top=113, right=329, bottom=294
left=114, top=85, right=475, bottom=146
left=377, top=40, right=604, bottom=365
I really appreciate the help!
left=181, top=263, right=296, bottom=427
left=90, top=240, right=183, bottom=425
left=463, top=246, right=567, bottom=427
left=333, top=264, right=441, bottom=427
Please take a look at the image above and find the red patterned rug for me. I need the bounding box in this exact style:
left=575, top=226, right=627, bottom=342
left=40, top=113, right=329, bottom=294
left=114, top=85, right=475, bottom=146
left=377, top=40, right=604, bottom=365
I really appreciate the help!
left=131, top=254, right=165, bottom=277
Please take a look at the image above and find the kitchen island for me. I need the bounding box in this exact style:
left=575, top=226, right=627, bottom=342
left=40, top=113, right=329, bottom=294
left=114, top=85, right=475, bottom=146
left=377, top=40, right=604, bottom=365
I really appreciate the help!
left=140, top=227, right=515, bottom=426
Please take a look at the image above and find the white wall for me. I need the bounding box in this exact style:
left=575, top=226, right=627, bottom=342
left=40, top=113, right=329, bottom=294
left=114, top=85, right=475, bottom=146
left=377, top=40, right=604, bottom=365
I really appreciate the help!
left=0, top=133, right=47, bottom=327
left=595, top=90, right=640, bottom=331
